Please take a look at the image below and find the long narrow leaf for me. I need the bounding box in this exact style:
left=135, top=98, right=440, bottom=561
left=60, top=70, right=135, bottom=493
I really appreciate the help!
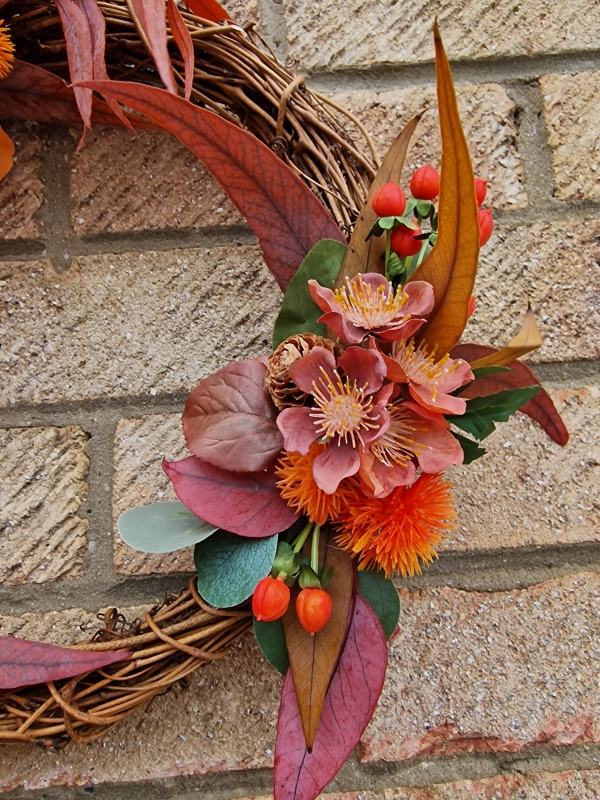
left=129, top=0, right=178, bottom=94
left=167, top=0, right=194, bottom=100
left=184, top=0, right=231, bottom=21
left=55, top=0, right=94, bottom=129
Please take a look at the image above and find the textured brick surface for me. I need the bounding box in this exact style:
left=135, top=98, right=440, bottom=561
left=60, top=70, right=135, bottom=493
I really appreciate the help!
left=285, top=0, right=600, bottom=70
left=0, top=246, right=281, bottom=406
left=465, top=219, right=600, bottom=364
left=0, top=426, right=89, bottom=584
left=0, top=120, right=46, bottom=240
left=444, top=387, right=600, bottom=552
left=541, top=71, right=600, bottom=201
left=113, top=414, right=192, bottom=575
left=333, top=84, right=526, bottom=209
left=223, top=0, right=260, bottom=26
left=361, top=573, right=600, bottom=762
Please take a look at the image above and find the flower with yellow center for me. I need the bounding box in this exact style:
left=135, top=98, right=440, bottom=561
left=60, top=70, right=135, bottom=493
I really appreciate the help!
left=0, top=20, right=15, bottom=79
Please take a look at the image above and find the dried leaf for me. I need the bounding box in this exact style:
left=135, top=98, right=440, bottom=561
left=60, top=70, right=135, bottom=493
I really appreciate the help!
left=0, top=638, right=131, bottom=691
left=55, top=0, right=94, bottom=129
left=184, top=0, right=231, bottom=21
left=335, top=115, right=421, bottom=288
left=182, top=359, right=283, bottom=473
left=274, top=594, right=388, bottom=800
left=128, top=0, right=178, bottom=94
left=79, top=79, right=345, bottom=290
left=162, top=456, right=298, bottom=536
left=0, top=125, right=14, bottom=181
left=469, top=305, right=542, bottom=368
left=282, top=531, right=353, bottom=750
left=410, top=22, right=480, bottom=355
left=167, top=0, right=194, bottom=100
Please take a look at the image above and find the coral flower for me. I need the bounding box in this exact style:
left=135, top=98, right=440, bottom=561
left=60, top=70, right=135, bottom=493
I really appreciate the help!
left=335, top=473, right=457, bottom=577
left=391, top=339, right=473, bottom=415
left=0, top=21, right=15, bottom=79
left=308, top=273, right=434, bottom=344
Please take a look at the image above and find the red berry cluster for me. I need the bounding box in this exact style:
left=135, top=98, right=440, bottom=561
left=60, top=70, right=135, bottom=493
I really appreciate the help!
left=253, top=575, right=332, bottom=634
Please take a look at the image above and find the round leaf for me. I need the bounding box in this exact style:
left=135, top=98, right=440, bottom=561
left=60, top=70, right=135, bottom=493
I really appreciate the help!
left=254, top=619, right=289, bottom=676
left=194, top=531, right=278, bottom=608
left=356, top=568, right=400, bottom=639
left=117, top=501, right=217, bottom=554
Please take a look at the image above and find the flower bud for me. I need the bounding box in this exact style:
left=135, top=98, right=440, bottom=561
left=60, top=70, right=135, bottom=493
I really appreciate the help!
left=252, top=575, right=290, bottom=622
left=390, top=223, right=422, bottom=258
left=478, top=208, right=494, bottom=246
left=410, top=165, right=440, bottom=200
left=372, top=181, right=406, bottom=217
left=475, top=178, right=487, bottom=207
left=296, top=588, right=332, bottom=635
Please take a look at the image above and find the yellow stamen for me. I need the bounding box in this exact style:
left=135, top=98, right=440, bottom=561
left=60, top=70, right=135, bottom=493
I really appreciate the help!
left=333, top=275, right=409, bottom=329
left=310, top=367, right=380, bottom=448
left=0, top=21, right=15, bottom=80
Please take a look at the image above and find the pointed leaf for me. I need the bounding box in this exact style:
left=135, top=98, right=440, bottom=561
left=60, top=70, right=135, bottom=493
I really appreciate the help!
left=449, top=386, right=541, bottom=441
left=254, top=618, right=289, bottom=676
left=272, top=239, right=346, bottom=348
left=409, top=23, right=480, bottom=355
left=182, top=359, right=283, bottom=473
left=129, top=0, right=178, bottom=94
left=451, top=343, right=569, bottom=446
left=167, top=0, right=194, bottom=101
left=117, top=501, right=217, bottom=553
left=79, top=79, right=345, bottom=290
left=336, top=115, right=421, bottom=287
left=0, top=638, right=131, bottom=691
left=0, top=125, right=14, bottom=181
left=452, top=431, right=487, bottom=464
left=356, top=568, right=400, bottom=639
left=55, top=0, right=94, bottom=129
left=470, top=306, right=542, bottom=368
left=282, top=531, right=353, bottom=749
left=274, top=594, right=387, bottom=800
left=184, top=0, right=231, bottom=21
left=194, top=530, right=277, bottom=607
left=163, top=456, right=298, bottom=536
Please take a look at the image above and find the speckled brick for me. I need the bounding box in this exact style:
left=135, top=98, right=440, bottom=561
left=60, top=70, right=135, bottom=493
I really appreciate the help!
left=0, top=246, right=281, bottom=406
left=0, top=120, right=46, bottom=240
left=285, top=0, right=600, bottom=70
left=0, top=426, right=89, bottom=584
left=332, top=84, right=526, bottom=209
left=541, top=71, right=600, bottom=202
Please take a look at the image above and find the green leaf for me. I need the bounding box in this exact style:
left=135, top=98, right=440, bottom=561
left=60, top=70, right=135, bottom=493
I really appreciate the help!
left=416, top=200, right=432, bottom=218
left=452, top=431, right=487, bottom=464
left=387, top=252, right=405, bottom=276
left=272, top=239, right=346, bottom=349
left=378, top=215, right=396, bottom=230
left=472, top=366, right=512, bottom=378
left=254, top=618, right=289, bottom=675
left=405, top=198, right=419, bottom=215
left=117, top=501, right=217, bottom=553
left=449, top=385, right=541, bottom=440
left=194, top=530, right=278, bottom=608
left=356, top=568, right=400, bottom=639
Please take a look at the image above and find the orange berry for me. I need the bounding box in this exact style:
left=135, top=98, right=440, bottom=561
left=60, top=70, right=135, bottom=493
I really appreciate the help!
left=252, top=575, right=290, bottom=622
left=296, top=588, right=332, bottom=635
left=410, top=165, right=440, bottom=200
left=372, top=181, right=406, bottom=217
left=468, top=295, right=476, bottom=318
left=475, top=178, right=487, bottom=207
left=390, top=223, right=422, bottom=258
left=478, top=208, right=494, bottom=246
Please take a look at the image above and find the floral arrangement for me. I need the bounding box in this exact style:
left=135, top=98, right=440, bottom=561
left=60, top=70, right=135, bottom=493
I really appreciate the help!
left=0, top=4, right=569, bottom=799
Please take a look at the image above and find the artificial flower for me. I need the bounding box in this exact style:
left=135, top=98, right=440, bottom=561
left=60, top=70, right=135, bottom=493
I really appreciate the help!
left=0, top=20, right=14, bottom=79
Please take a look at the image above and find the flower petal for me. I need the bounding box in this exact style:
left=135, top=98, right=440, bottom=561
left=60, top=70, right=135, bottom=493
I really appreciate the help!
left=338, top=347, right=386, bottom=394
left=313, top=442, right=360, bottom=494
left=317, top=311, right=366, bottom=344
left=377, top=317, right=427, bottom=341
left=276, top=407, right=317, bottom=454
left=308, top=279, right=337, bottom=313
left=409, top=383, right=467, bottom=415
left=412, top=422, right=464, bottom=472
left=402, top=280, right=435, bottom=316
left=359, top=449, right=415, bottom=498
left=289, top=346, right=337, bottom=393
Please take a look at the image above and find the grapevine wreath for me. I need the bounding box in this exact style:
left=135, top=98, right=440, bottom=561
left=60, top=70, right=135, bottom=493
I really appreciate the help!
left=0, top=4, right=569, bottom=800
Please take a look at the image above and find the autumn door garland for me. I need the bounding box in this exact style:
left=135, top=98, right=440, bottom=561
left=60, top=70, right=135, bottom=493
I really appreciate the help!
left=0, top=5, right=569, bottom=800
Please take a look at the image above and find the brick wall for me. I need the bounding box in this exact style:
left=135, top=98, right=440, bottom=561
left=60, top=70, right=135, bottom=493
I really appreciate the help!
left=1, top=1, right=599, bottom=797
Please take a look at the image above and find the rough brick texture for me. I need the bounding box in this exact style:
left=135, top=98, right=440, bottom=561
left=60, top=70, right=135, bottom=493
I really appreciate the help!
left=0, top=426, right=89, bottom=584
left=0, top=120, right=46, bottom=240
left=541, top=71, right=600, bottom=201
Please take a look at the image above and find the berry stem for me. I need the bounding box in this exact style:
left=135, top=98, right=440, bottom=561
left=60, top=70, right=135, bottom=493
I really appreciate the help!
left=311, top=524, right=321, bottom=574
left=292, top=520, right=314, bottom=554
left=384, top=228, right=391, bottom=281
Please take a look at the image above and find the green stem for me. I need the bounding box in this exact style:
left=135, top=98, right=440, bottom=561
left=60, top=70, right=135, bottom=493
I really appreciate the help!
left=292, top=520, right=313, bottom=554
left=415, top=239, right=429, bottom=269
left=311, top=524, right=321, bottom=574
left=384, top=228, right=391, bottom=281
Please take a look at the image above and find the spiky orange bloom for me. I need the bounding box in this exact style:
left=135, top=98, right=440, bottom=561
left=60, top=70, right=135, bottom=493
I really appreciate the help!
left=334, top=473, right=457, bottom=577
left=275, top=443, right=359, bottom=525
left=0, top=21, right=15, bottom=79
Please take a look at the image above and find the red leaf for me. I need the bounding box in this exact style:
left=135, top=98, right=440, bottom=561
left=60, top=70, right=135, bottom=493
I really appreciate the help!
left=274, top=594, right=387, bottom=800
left=78, top=79, right=346, bottom=291
left=130, top=0, right=178, bottom=95
left=184, top=0, right=231, bottom=21
left=55, top=0, right=94, bottom=129
left=0, top=637, right=131, bottom=691
left=182, top=359, right=283, bottom=473
left=167, top=0, right=194, bottom=101
left=452, top=343, right=569, bottom=446
left=163, top=456, right=298, bottom=536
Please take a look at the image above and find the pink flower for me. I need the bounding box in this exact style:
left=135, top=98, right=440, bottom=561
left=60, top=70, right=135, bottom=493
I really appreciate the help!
left=308, top=273, right=434, bottom=344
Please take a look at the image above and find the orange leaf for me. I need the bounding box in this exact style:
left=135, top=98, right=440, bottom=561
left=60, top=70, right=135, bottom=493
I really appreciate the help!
left=167, top=0, right=194, bottom=101
left=409, top=22, right=480, bottom=355
left=282, top=530, right=353, bottom=749
left=470, top=305, right=542, bottom=368
left=128, top=0, right=178, bottom=95
left=184, top=0, right=231, bottom=22
left=0, top=125, right=14, bottom=181
left=335, top=115, right=421, bottom=289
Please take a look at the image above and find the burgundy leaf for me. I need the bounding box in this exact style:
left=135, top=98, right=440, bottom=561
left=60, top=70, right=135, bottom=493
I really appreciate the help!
left=183, top=359, right=283, bottom=473
left=0, top=0, right=10, bottom=9
left=55, top=0, right=94, bottom=129
left=163, top=456, right=298, bottom=536
left=452, top=343, right=569, bottom=446
left=78, top=79, right=346, bottom=290
left=0, top=637, right=131, bottom=691
left=184, top=0, right=231, bottom=21
left=130, top=0, right=178, bottom=95
left=167, top=0, right=194, bottom=101
left=274, top=594, right=388, bottom=800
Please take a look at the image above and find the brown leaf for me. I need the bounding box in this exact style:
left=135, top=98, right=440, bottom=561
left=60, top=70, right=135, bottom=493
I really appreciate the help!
left=335, top=115, right=421, bottom=288
left=410, top=22, right=480, bottom=355
left=184, top=0, right=231, bottom=21
left=128, top=0, right=178, bottom=95
left=55, top=0, right=94, bottom=129
left=282, top=529, right=353, bottom=749
left=470, top=305, right=542, bottom=368
left=0, top=125, right=14, bottom=181
left=167, top=0, right=194, bottom=101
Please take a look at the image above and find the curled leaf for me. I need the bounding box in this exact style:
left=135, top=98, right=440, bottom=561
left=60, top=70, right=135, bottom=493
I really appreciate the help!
left=167, top=0, right=195, bottom=101
left=55, top=0, right=94, bottom=129
left=128, top=0, right=178, bottom=94
left=470, top=305, right=542, bottom=368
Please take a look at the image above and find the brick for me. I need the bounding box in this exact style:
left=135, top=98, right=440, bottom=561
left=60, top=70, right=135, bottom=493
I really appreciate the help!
left=223, top=0, right=260, bottom=26
left=443, top=387, right=600, bottom=552
left=466, top=219, right=600, bottom=364
left=285, top=0, right=600, bottom=70
left=71, top=128, right=240, bottom=234
left=333, top=84, right=526, bottom=209
left=361, top=572, right=600, bottom=763
left=113, top=414, right=193, bottom=575
left=0, top=426, right=89, bottom=584
left=0, top=120, right=46, bottom=240
left=541, top=71, right=600, bottom=202
left=0, top=246, right=281, bottom=406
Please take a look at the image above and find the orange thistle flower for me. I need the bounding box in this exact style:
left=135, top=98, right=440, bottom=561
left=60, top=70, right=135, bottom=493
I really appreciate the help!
left=0, top=21, right=15, bottom=79
left=334, top=473, right=457, bottom=577
left=275, top=443, right=359, bottom=526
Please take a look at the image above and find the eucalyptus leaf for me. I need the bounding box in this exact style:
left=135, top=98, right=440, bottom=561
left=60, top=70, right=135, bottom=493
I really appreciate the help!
left=254, top=618, right=289, bottom=675
left=117, top=501, right=217, bottom=554
left=449, top=385, right=541, bottom=440
left=472, top=366, right=512, bottom=378
left=356, top=568, right=400, bottom=639
left=452, top=431, right=487, bottom=464
left=194, top=530, right=278, bottom=608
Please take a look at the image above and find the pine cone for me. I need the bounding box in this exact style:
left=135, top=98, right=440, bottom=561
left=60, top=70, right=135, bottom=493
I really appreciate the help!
left=266, top=333, right=338, bottom=410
